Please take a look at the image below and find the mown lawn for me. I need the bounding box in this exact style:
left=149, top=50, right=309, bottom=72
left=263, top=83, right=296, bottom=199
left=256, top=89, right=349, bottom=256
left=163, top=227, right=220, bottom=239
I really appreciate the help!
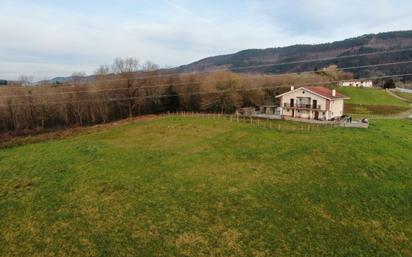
left=344, top=104, right=410, bottom=115
left=338, top=87, right=409, bottom=107
left=337, top=87, right=410, bottom=115
left=0, top=117, right=411, bottom=257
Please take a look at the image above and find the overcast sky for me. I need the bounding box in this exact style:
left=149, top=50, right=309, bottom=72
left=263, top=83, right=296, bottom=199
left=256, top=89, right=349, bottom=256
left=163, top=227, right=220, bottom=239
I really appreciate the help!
left=1, top=0, right=411, bottom=80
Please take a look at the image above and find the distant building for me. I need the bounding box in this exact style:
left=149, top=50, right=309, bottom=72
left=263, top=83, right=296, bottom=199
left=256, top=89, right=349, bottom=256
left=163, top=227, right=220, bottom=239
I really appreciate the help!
left=0, top=80, right=8, bottom=86
left=340, top=80, right=373, bottom=88
left=276, top=86, right=350, bottom=121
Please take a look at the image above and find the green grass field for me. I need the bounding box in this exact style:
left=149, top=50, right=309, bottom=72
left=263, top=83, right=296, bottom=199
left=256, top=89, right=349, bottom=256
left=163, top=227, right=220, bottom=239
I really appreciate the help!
left=1, top=117, right=411, bottom=257
left=337, top=87, right=411, bottom=115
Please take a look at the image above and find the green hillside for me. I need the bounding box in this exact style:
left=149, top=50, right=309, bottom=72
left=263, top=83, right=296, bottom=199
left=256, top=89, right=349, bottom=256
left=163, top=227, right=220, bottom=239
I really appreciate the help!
left=178, top=30, right=412, bottom=81
left=337, top=87, right=410, bottom=115
left=1, top=117, right=411, bottom=257
left=338, top=87, right=409, bottom=106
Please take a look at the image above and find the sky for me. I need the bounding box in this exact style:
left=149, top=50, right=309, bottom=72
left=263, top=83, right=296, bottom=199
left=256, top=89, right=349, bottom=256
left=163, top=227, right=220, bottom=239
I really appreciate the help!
left=1, top=0, right=412, bottom=80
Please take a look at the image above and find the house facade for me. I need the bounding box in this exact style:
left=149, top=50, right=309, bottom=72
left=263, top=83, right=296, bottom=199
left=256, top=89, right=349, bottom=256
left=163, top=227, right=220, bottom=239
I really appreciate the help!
left=276, top=86, right=349, bottom=121
left=340, top=80, right=373, bottom=88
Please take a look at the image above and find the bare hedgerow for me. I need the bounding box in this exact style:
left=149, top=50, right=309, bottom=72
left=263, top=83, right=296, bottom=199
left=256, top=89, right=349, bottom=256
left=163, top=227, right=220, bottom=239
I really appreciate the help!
left=0, top=62, right=352, bottom=135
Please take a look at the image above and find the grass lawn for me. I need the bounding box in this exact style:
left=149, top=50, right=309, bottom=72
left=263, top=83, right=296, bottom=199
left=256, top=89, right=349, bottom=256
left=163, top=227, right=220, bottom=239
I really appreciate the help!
left=337, top=87, right=411, bottom=115
left=0, top=117, right=411, bottom=257
left=344, top=104, right=410, bottom=116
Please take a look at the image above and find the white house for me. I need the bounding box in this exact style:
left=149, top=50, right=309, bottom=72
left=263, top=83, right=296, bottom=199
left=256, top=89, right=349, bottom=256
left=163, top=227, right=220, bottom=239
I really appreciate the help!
left=276, top=86, right=350, bottom=121
left=340, top=80, right=373, bottom=88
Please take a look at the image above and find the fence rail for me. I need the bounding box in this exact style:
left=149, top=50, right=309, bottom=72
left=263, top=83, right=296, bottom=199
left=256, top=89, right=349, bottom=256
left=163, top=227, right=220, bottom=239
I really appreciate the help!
left=160, top=112, right=340, bottom=132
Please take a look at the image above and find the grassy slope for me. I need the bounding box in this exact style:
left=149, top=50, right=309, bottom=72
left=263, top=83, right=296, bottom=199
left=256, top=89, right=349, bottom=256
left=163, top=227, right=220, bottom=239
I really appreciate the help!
left=337, top=87, right=410, bottom=115
left=0, top=117, right=411, bottom=257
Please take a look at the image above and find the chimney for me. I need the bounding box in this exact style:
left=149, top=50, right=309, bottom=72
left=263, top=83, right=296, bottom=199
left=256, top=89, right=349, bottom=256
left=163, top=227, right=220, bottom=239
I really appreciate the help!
left=291, top=86, right=295, bottom=91
left=332, top=89, right=336, bottom=97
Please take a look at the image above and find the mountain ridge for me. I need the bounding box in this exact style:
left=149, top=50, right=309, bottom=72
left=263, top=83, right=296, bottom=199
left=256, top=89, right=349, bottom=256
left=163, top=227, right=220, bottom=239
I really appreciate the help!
left=176, top=30, right=412, bottom=80
left=46, top=30, right=412, bottom=84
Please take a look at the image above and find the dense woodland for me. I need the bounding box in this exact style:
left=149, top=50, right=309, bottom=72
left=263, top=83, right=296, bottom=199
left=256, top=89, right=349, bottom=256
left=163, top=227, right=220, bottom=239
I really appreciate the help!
left=0, top=59, right=352, bottom=135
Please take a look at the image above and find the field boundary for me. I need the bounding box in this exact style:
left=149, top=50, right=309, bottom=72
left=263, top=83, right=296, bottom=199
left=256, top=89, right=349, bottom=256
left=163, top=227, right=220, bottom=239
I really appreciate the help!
left=0, top=115, right=158, bottom=149
left=161, top=112, right=342, bottom=132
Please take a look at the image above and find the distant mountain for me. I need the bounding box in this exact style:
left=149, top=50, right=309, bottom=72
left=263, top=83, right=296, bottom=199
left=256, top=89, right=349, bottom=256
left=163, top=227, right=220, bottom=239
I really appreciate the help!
left=42, top=76, right=95, bottom=85
left=48, top=77, right=74, bottom=84
left=42, top=30, right=412, bottom=85
left=176, top=30, right=412, bottom=81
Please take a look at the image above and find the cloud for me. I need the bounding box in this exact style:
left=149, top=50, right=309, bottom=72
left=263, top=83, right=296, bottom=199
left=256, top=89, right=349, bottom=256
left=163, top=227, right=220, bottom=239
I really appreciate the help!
left=162, top=0, right=213, bottom=24
left=0, top=0, right=411, bottom=80
left=252, top=0, right=412, bottom=38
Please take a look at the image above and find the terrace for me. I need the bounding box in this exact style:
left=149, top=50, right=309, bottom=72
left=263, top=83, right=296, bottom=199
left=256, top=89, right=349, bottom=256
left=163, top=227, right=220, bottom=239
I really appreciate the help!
left=283, top=103, right=322, bottom=110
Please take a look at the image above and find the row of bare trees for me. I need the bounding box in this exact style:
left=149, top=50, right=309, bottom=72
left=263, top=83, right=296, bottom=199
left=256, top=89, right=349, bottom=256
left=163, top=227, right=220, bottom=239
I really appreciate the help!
left=0, top=58, right=352, bottom=135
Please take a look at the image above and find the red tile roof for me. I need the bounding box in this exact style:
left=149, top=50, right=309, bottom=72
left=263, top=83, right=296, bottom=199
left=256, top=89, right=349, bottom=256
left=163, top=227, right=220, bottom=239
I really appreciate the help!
left=305, top=86, right=348, bottom=99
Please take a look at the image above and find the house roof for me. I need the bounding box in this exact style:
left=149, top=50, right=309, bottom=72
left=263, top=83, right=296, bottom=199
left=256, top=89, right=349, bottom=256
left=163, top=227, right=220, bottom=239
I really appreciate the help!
left=306, top=87, right=348, bottom=99
left=276, top=86, right=349, bottom=100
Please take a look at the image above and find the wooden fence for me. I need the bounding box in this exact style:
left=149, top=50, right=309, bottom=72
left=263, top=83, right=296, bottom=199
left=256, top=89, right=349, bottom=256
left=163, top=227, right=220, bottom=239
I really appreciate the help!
left=160, top=112, right=340, bottom=132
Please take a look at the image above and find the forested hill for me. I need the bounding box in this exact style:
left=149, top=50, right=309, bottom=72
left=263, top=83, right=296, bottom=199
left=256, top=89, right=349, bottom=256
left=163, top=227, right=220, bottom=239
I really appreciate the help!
left=177, top=30, right=412, bottom=80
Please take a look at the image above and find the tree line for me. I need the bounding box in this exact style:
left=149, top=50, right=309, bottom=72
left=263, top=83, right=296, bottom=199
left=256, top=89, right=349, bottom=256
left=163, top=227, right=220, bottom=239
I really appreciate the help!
left=0, top=58, right=352, bottom=135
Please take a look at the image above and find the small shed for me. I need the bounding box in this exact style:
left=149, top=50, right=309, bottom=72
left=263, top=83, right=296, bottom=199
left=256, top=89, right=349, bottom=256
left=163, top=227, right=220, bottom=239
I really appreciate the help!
left=236, top=107, right=257, bottom=117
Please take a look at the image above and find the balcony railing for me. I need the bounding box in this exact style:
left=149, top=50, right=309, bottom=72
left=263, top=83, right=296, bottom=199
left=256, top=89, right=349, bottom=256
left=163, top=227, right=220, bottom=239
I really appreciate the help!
left=284, top=103, right=322, bottom=110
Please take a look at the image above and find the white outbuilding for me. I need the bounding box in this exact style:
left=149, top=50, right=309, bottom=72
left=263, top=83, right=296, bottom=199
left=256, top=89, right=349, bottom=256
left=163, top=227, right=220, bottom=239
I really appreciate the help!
left=340, top=80, right=373, bottom=88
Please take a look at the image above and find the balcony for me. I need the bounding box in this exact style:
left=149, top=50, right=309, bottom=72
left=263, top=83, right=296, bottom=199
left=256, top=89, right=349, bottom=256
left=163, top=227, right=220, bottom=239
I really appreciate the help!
left=284, top=103, right=322, bottom=110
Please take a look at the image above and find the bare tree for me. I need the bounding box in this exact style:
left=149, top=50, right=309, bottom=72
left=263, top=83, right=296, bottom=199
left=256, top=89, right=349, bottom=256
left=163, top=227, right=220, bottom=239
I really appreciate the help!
left=112, top=57, right=140, bottom=74
left=142, top=61, right=159, bottom=72
left=112, top=57, right=141, bottom=118
left=18, top=75, right=34, bottom=86
left=94, top=65, right=111, bottom=76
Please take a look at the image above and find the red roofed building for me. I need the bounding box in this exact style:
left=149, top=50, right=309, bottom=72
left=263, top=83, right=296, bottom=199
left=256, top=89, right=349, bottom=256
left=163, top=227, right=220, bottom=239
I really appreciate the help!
left=276, top=86, right=350, bottom=120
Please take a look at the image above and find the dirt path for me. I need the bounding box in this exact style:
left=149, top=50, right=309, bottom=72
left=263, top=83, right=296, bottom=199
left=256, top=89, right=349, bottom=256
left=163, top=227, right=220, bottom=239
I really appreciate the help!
left=385, top=90, right=412, bottom=119
left=386, top=89, right=409, bottom=101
